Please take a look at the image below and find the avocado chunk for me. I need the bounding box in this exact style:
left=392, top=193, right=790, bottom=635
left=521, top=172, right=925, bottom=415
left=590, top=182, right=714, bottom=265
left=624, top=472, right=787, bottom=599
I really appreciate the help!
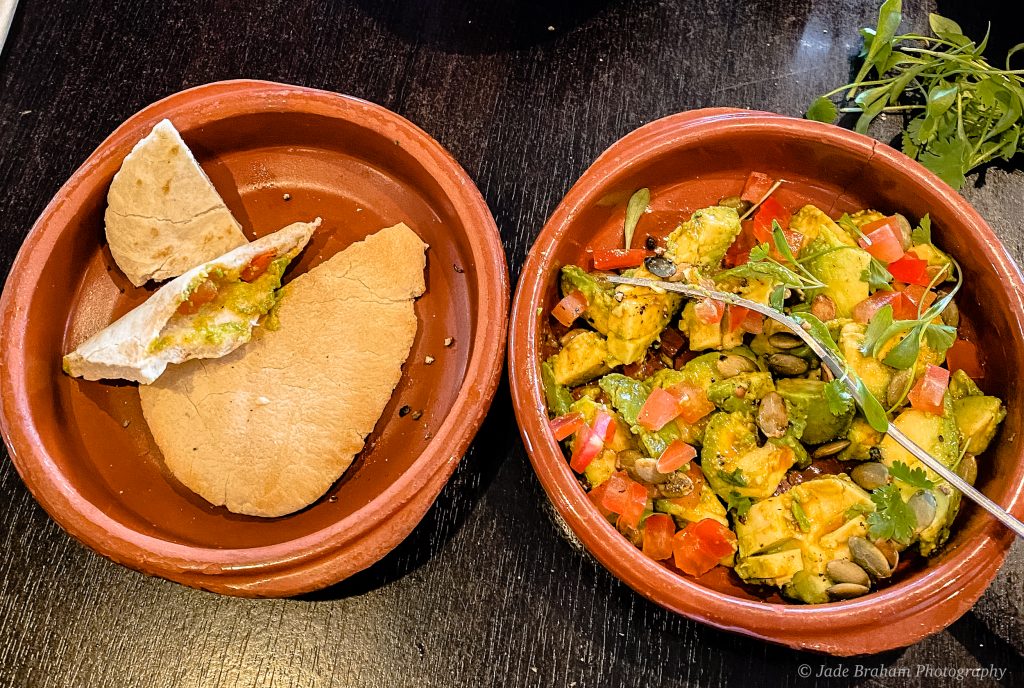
left=707, top=371, right=775, bottom=414
left=794, top=206, right=872, bottom=317
left=879, top=408, right=960, bottom=555
left=837, top=417, right=884, bottom=461
left=665, top=205, right=742, bottom=268
left=953, top=395, right=1006, bottom=454
left=583, top=449, right=618, bottom=488
left=680, top=301, right=745, bottom=351
left=733, top=475, right=874, bottom=602
left=654, top=483, right=728, bottom=527
left=700, top=412, right=797, bottom=500
left=551, top=331, right=611, bottom=387
left=541, top=360, right=574, bottom=417
left=948, top=368, right=983, bottom=400
left=776, top=378, right=854, bottom=445
left=560, top=265, right=615, bottom=333
left=568, top=397, right=636, bottom=455
left=600, top=371, right=708, bottom=455
left=839, top=322, right=895, bottom=402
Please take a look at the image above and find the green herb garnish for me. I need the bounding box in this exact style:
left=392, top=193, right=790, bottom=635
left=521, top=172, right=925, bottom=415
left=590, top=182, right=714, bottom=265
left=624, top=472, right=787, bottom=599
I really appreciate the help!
left=807, top=1, right=1024, bottom=189
left=889, top=460, right=937, bottom=489
left=824, top=379, right=855, bottom=416
left=726, top=491, right=753, bottom=517
left=845, top=503, right=874, bottom=521
left=720, top=467, right=749, bottom=487
left=867, top=484, right=916, bottom=543
left=791, top=498, right=812, bottom=532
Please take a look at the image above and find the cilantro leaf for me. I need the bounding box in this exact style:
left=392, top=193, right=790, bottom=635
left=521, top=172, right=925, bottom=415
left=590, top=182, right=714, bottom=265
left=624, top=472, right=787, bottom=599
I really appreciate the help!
left=720, top=468, right=748, bottom=487
left=923, top=323, right=957, bottom=356
left=889, top=460, right=936, bottom=489
left=806, top=96, right=838, bottom=123
left=911, top=214, right=932, bottom=245
left=726, top=491, right=753, bottom=517
left=624, top=188, right=650, bottom=249
left=791, top=498, right=811, bottom=532
left=862, top=258, right=894, bottom=291
left=824, top=379, right=854, bottom=416
left=867, top=485, right=916, bottom=544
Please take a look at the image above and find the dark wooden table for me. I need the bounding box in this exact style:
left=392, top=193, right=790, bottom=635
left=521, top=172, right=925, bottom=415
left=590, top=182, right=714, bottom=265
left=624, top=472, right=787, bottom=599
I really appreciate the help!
left=1, top=1, right=1021, bottom=686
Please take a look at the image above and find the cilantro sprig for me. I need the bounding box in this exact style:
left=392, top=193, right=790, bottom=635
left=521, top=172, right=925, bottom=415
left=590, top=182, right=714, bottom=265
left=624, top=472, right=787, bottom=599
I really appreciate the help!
left=889, top=460, right=937, bottom=489
left=807, top=0, right=1024, bottom=189
left=867, top=484, right=917, bottom=543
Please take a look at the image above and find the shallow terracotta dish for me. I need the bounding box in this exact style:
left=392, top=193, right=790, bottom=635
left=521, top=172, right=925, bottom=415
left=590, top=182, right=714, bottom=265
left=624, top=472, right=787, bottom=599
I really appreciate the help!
left=509, top=108, right=1024, bottom=654
left=0, top=80, right=508, bottom=597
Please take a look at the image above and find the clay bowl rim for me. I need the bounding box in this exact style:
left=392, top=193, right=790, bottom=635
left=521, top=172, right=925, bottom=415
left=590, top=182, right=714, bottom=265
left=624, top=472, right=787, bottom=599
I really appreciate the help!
left=508, top=107, right=1024, bottom=654
left=0, top=80, right=509, bottom=580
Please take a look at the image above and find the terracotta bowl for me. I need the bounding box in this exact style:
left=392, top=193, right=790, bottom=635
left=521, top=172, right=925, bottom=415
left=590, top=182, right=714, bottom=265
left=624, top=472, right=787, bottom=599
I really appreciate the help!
left=509, top=108, right=1024, bottom=654
left=0, top=80, right=509, bottom=597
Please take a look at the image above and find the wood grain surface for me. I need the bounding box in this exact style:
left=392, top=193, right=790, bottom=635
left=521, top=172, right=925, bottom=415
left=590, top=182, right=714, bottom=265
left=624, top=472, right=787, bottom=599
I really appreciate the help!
left=0, top=0, right=1021, bottom=686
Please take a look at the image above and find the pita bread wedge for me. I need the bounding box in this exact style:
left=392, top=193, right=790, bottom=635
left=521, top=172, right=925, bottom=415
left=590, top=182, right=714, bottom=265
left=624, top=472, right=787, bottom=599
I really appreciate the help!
left=63, top=219, right=320, bottom=384
left=106, top=119, right=249, bottom=286
left=139, top=223, right=427, bottom=517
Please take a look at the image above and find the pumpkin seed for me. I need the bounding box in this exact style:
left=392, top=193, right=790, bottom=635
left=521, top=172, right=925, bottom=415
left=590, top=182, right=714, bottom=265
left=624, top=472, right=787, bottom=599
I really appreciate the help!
left=616, top=449, right=641, bottom=472
left=633, top=457, right=668, bottom=484
left=768, top=332, right=803, bottom=350
left=893, top=214, right=913, bottom=251
left=810, top=294, right=837, bottom=322
left=851, top=462, right=889, bottom=491
left=757, top=392, right=788, bottom=438
left=827, top=582, right=871, bottom=599
left=767, top=353, right=809, bottom=376
left=716, top=353, right=758, bottom=378
left=956, top=454, right=978, bottom=485
left=827, top=559, right=870, bottom=587
left=940, top=297, right=960, bottom=327
left=886, top=369, right=914, bottom=409
left=718, top=194, right=752, bottom=215
left=849, top=536, right=892, bottom=579
left=873, top=539, right=900, bottom=570
left=658, top=471, right=694, bottom=498
left=813, top=439, right=851, bottom=459
left=908, top=491, right=938, bottom=530
left=644, top=255, right=676, bottom=278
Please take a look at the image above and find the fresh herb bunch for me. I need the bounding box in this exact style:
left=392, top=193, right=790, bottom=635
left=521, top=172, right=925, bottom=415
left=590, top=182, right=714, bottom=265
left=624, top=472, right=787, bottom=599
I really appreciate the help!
left=807, top=0, right=1024, bottom=189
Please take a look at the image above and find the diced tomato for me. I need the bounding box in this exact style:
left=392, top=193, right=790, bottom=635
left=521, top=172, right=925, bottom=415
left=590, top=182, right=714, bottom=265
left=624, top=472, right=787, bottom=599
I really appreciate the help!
left=176, top=279, right=219, bottom=315
left=908, top=364, right=950, bottom=415
left=601, top=472, right=632, bottom=513
left=642, top=514, right=676, bottom=560
left=591, top=247, right=652, bottom=271
left=694, top=298, right=726, bottom=324
left=618, top=481, right=649, bottom=530
left=742, top=309, right=764, bottom=334
left=548, top=412, right=585, bottom=441
left=887, top=254, right=930, bottom=286
left=858, top=217, right=906, bottom=263
left=668, top=382, right=716, bottom=424
left=552, top=290, right=588, bottom=327
left=672, top=518, right=738, bottom=577
left=656, top=440, right=697, bottom=473
left=637, top=387, right=683, bottom=431
left=569, top=411, right=614, bottom=473
left=724, top=220, right=757, bottom=268
left=589, top=481, right=614, bottom=518
left=752, top=197, right=790, bottom=244
left=900, top=284, right=937, bottom=315
left=852, top=290, right=916, bottom=324
left=240, top=251, right=276, bottom=282
left=690, top=518, right=738, bottom=559
left=726, top=304, right=749, bottom=333
left=946, top=339, right=984, bottom=380
left=740, top=171, right=775, bottom=203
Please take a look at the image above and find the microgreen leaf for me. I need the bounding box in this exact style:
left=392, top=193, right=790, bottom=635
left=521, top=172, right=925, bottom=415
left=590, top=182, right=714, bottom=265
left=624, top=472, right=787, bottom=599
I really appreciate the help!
left=793, top=312, right=843, bottom=360
left=857, top=379, right=890, bottom=432
left=860, top=304, right=894, bottom=356
left=882, top=324, right=923, bottom=369
left=770, top=284, right=786, bottom=309
left=624, top=188, right=650, bottom=249
left=889, top=460, right=936, bottom=489
left=867, top=485, right=916, bottom=543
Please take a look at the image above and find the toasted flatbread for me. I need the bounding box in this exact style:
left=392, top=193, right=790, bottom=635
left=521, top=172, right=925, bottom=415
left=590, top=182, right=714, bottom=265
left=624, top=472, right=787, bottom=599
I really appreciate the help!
left=63, top=219, right=319, bottom=384
left=106, top=119, right=249, bottom=286
left=139, top=223, right=427, bottom=517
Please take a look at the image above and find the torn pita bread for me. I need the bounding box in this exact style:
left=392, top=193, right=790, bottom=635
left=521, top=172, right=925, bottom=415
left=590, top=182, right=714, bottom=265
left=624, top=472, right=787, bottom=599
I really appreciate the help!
left=63, top=219, right=320, bottom=384
left=106, top=119, right=249, bottom=286
left=139, top=223, right=427, bottom=517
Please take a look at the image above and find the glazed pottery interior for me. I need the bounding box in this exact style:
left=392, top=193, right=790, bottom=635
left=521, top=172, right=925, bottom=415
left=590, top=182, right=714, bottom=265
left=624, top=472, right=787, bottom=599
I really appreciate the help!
left=1, top=82, right=507, bottom=593
left=512, top=110, right=1024, bottom=653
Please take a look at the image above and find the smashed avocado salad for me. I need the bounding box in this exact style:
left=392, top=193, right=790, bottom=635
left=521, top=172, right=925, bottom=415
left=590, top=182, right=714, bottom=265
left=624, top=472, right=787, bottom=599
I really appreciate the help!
left=541, top=172, right=1006, bottom=604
